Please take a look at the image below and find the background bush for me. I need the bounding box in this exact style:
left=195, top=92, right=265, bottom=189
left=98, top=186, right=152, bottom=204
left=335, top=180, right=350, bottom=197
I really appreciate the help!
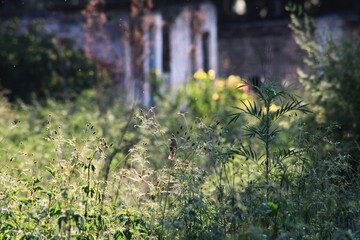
left=289, top=6, right=360, bottom=168
left=0, top=19, right=100, bottom=102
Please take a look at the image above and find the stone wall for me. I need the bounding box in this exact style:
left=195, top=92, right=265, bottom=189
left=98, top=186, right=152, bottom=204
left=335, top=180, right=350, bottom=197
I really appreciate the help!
left=169, top=2, right=218, bottom=89
left=218, top=14, right=360, bottom=87
left=36, top=11, right=131, bottom=88
left=218, top=20, right=305, bottom=86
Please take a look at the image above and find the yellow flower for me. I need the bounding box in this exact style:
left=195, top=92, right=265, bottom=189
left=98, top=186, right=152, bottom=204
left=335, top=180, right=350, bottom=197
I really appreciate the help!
left=215, top=80, right=225, bottom=91
left=226, top=75, right=241, bottom=88
left=208, top=69, right=215, bottom=80
left=269, top=104, right=281, bottom=112
left=212, top=93, right=220, bottom=101
left=193, top=69, right=207, bottom=80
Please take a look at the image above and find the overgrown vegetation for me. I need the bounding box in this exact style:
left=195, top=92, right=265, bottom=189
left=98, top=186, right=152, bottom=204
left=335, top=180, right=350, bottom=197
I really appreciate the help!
left=1, top=3, right=360, bottom=239
left=1, top=74, right=360, bottom=239
left=0, top=19, right=106, bottom=102
left=288, top=3, right=360, bottom=171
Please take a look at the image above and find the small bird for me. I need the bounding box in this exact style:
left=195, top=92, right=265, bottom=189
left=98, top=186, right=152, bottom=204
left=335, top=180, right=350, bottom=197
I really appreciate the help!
left=168, top=137, right=177, bottom=160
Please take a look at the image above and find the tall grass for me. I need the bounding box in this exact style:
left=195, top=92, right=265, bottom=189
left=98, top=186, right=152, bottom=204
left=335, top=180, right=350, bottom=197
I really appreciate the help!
left=1, top=81, right=360, bottom=239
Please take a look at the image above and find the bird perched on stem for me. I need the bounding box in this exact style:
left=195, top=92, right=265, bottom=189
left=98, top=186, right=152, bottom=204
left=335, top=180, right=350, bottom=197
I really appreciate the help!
left=168, top=137, right=177, bottom=160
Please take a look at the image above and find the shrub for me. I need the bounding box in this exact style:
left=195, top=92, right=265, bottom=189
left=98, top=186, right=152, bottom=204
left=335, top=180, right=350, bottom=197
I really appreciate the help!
left=288, top=4, right=360, bottom=167
left=0, top=19, right=98, bottom=102
left=1, top=76, right=360, bottom=239
left=181, top=69, right=250, bottom=120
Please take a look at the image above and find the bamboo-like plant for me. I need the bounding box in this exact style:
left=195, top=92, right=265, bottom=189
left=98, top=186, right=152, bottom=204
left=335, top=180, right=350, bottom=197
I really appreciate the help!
left=228, top=82, right=310, bottom=237
left=230, top=82, right=310, bottom=189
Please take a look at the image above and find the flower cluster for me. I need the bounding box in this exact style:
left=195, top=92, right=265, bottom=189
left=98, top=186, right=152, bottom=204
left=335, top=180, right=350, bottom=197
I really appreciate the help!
left=192, top=69, right=249, bottom=103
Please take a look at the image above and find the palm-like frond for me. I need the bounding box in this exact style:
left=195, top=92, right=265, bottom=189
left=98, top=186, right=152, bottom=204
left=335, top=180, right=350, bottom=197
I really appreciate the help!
left=272, top=148, right=303, bottom=163
left=243, top=125, right=266, bottom=142
left=228, top=100, right=264, bottom=125
left=231, top=143, right=260, bottom=161
left=271, top=100, right=310, bottom=121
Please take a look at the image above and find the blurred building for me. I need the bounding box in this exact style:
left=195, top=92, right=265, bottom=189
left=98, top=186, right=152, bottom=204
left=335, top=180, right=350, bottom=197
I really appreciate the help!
left=1, top=0, right=360, bottom=100
left=214, top=0, right=360, bottom=87
left=0, top=0, right=218, bottom=103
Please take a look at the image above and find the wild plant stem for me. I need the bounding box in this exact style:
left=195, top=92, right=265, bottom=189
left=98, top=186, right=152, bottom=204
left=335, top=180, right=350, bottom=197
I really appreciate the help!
left=85, top=150, right=97, bottom=221
left=67, top=219, right=71, bottom=239
left=161, top=173, right=171, bottom=236
left=99, top=106, right=135, bottom=220
left=85, top=159, right=92, bottom=219
left=101, top=106, right=135, bottom=189
left=231, top=160, right=236, bottom=238
left=265, top=101, right=271, bottom=199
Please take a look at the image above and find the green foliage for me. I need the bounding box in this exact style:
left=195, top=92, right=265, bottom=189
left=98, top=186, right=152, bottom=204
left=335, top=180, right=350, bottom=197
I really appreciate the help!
left=159, top=70, right=251, bottom=144
left=0, top=92, right=155, bottom=239
left=1, top=77, right=360, bottom=239
left=288, top=5, right=360, bottom=164
left=0, top=19, right=98, bottom=102
left=148, top=69, right=165, bottom=106
left=230, top=82, right=310, bottom=183
left=180, top=70, right=250, bottom=121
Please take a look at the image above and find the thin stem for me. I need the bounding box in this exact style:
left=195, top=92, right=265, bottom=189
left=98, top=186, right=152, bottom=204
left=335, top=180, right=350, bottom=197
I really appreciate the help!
left=99, top=106, right=135, bottom=216
left=102, top=106, right=135, bottom=185
left=161, top=173, right=171, bottom=237
left=231, top=160, right=236, bottom=238
left=85, top=156, right=93, bottom=219
left=67, top=217, right=71, bottom=239
left=265, top=101, right=271, bottom=199
left=85, top=149, right=98, bottom=220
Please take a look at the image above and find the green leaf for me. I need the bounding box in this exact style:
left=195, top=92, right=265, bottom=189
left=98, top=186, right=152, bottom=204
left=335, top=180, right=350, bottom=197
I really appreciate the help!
left=49, top=204, right=61, bottom=216
left=113, top=231, right=124, bottom=240
left=34, top=185, right=44, bottom=192
left=73, top=214, right=85, bottom=230
left=231, top=143, right=259, bottom=161
left=82, top=186, right=90, bottom=194
left=57, top=216, right=67, bottom=229
left=19, top=198, right=32, bottom=205
left=45, top=167, right=56, bottom=177
left=91, top=164, right=96, bottom=172
left=4, top=221, right=16, bottom=230
left=267, top=202, right=278, bottom=212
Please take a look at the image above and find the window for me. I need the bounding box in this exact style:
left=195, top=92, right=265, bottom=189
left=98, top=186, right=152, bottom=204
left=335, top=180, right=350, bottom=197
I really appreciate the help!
left=162, top=23, right=170, bottom=73
left=147, top=24, right=156, bottom=70
left=202, top=31, right=210, bottom=72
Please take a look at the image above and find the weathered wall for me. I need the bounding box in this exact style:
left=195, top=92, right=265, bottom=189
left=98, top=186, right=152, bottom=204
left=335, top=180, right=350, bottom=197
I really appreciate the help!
left=38, top=11, right=131, bottom=88
left=34, top=2, right=218, bottom=101
left=218, top=20, right=305, bottom=86
left=169, top=8, right=192, bottom=89
left=169, top=2, right=218, bottom=89
left=199, top=2, right=218, bottom=74
left=218, top=14, right=360, bottom=87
